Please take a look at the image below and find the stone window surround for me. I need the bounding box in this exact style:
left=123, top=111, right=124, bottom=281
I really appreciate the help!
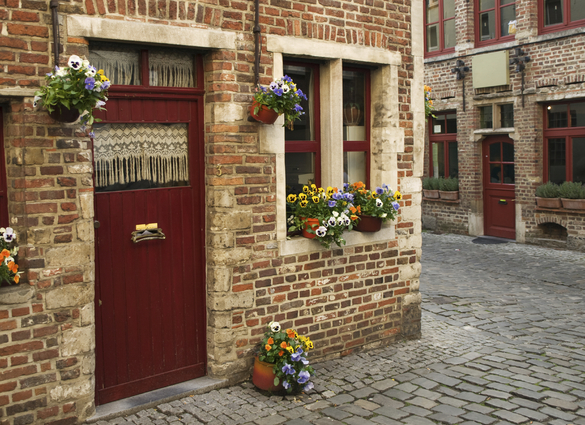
left=67, top=16, right=406, bottom=256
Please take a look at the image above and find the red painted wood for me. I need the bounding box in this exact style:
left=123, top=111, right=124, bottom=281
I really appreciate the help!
left=0, top=108, right=8, bottom=226
left=483, top=136, right=516, bottom=239
left=94, top=95, right=206, bottom=405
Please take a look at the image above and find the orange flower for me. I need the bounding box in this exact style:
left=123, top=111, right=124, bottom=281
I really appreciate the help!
left=286, top=329, right=296, bottom=338
left=13, top=274, right=19, bottom=284
left=267, top=337, right=274, bottom=345
left=8, top=262, right=17, bottom=273
left=279, top=350, right=284, bottom=356
left=350, top=206, right=357, bottom=214
left=280, top=341, right=287, bottom=349
left=351, top=215, right=358, bottom=221
left=1, top=249, right=10, bottom=257
left=357, top=205, right=361, bottom=213
left=265, top=344, right=272, bottom=351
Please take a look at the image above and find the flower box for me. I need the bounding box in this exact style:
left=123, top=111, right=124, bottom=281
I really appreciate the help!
left=439, top=190, right=459, bottom=200
left=561, top=198, right=585, bottom=210
left=423, top=189, right=439, bottom=199
left=535, top=197, right=562, bottom=209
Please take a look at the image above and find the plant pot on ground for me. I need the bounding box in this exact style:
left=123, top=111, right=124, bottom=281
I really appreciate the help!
left=559, top=181, right=585, bottom=210
left=422, top=177, right=440, bottom=199
left=439, top=177, right=459, bottom=200
left=535, top=182, right=562, bottom=208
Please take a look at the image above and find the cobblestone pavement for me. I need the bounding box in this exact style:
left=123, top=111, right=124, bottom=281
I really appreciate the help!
left=96, top=233, right=585, bottom=425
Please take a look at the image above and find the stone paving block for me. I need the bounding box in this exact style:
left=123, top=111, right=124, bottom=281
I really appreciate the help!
left=399, top=415, right=436, bottom=425
left=539, top=406, right=577, bottom=421
left=464, top=403, right=494, bottom=415
left=342, top=417, right=378, bottom=425
left=542, top=390, right=578, bottom=402
left=392, top=373, right=419, bottom=382
left=304, top=401, right=332, bottom=412
left=509, top=388, right=546, bottom=401
left=485, top=398, right=518, bottom=410
left=370, top=416, right=402, bottom=425
left=382, top=389, right=414, bottom=401
left=412, top=388, right=442, bottom=401
left=432, top=403, right=466, bottom=417
left=394, top=382, right=418, bottom=393
left=255, top=414, right=288, bottom=425
left=410, top=377, right=440, bottom=390
left=481, top=389, right=512, bottom=400
left=371, top=379, right=399, bottom=391
left=424, top=372, right=462, bottom=387
left=408, top=396, right=437, bottom=410
left=319, top=407, right=351, bottom=421
left=310, top=418, right=344, bottom=425
left=349, top=387, right=378, bottom=399
left=369, top=394, right=405, bottom=409
left=354, top=399, right=380, bottom=411
left=327, top=394, right=355, bottom=405
left=339, top=404, right=372, bottom=417
left=461, top=411, right=497, bottom=424
left=492, top=410, right=529, bottom=424
left=372, top=405, right=409, bottom=420
left=543, top=397, right=580, bottom=411
left=402, top=405, right=433, bottom=417
left=455, top=391, right=486, bottom=403
left=284, top=419, right=313, bottom=425
left=427, top=413, right=461, bottom=424
left=513, top=407, right=548, bottom=421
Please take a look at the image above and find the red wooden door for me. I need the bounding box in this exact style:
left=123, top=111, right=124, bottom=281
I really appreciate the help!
left=93, top=95, right=206, bottom=405
left=483, top=136, right=516, bottom=239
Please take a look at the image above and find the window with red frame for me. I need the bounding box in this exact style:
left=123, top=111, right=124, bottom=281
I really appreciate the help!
left=544, top=102, right=585, bottom=184
left=284, top=62, right=320, bottom=195
left=429, top=111, right=458, bottom=178
left=540, top=0, right=585, bottom=34
left=476, top=0, right=515, bottom=46
left=425, top=0, right=456, bottom=55
left=343, top=67, right=370, bottom=186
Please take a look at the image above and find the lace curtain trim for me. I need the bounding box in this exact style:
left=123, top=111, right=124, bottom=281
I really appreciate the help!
left=149, top=50, right=194, bottom=88
left=94, top=123, right=189, bottom=188
left=89, top=50, right=141, bottom=86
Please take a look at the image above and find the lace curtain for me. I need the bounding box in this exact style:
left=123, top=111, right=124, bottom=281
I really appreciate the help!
left=93, top=123, right=189, bottom=189
left=149, top=49, right=195, bottom=88
left=89, top=44, right=141, bottom=86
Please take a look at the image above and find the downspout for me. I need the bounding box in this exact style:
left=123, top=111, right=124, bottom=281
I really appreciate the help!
left=253, top=0, right=260, bottom=87
left=50, top=0, right=60, bottom=68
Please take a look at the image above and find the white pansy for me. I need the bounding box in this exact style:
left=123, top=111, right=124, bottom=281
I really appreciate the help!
left=332, top=211, right=339, bottom=217
left=4, top=256, right=13, bottom=265
left=315, top=226, right=327, bottom=237
left=269, top=321, right=281, bottom=332
left=81, top=59, right=90, bottom=69
left=67, top=55, right=82, bottom=70
left=381, top=213, right=387, bottom=218
left=282, top=85, right=290, bottom=94
left=33, top=95, right=42, bottom=108
left=328, top=217, right=337, bottom=226
left=376, top=198, right=383, bottom=207
left=56, top=68, right=68, bottom=77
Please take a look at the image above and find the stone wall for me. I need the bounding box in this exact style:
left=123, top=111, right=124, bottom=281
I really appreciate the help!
left=0, top=0, right=422, bottom=423
left=423, top=0, right=585, bottom=250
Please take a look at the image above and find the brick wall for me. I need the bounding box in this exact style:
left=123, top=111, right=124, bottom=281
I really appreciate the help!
left=423, top=0, right=585, bottom=251
left=0, top=0, right=421, bottom=422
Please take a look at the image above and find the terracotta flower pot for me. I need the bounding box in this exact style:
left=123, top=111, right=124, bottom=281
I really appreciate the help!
left=561, top=198, right=585, bottom=210
left=439, top=190, right=459, bottom=200
left=48, top=106, right=80, bottom=123
left=250, top=101, right=279, bottom=125
left=252, top=357, right=283, bottom=392
left=355, top=215, right=382, bottom=232
left=423, top=189, right=440, bottom=199
left=535, top=197, right=562, bottom=209
left=301, top=217, right=320, bottom=239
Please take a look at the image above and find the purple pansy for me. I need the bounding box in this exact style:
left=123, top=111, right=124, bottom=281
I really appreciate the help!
left=84, top=77, right=95, bottom=90
left=297, top=370, right=310, bottom=384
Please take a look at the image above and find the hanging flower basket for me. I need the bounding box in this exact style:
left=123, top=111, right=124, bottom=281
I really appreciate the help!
left=250, top=101, right=279, bottom=125
left=354, top=215, right=382, bottom=232
left=48, top=106, right=80, bottom=123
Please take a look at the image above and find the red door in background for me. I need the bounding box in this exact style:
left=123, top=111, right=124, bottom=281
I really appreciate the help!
left=93, top=95, right=206, bottom=404
left=483, top=136, right=516, bottom=239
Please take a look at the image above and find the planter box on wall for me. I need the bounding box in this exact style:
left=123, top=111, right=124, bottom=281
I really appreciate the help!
left=536, top=197, right=562, bottom=209
left=439, top=191, right=459, bottom=201
left=423, top=189, right=439, bottom=199
left=561, top=198, right=585, bottom=210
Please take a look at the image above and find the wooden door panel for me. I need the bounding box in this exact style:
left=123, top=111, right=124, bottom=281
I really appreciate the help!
left=94, top=97, right=206, bottom=405
left=484, top=189, right=515, bottom=239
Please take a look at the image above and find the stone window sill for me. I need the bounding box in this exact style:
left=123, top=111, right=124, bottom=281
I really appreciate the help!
left=423, top=197, right=461, bottom=204
left=0, top=284, right=34, bottom=305
left=535, top=207, right=585, bottom=214
left=278, top=226, right=395, bottom=256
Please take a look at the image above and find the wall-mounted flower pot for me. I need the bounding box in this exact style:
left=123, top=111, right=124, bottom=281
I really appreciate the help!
left=439, top=190, right=458, bottom=200
left=301, top=217, right=320, bottom=239
left=48, top=106, right=80, bottom=123
left=355, top=215, right=382, bottom=232
left=561, top=198, right=585, bottom=210
left=423, top=189, right=439, bottom=199
left=252, top=357, right=283, bottom=392
left=250, top=102, right=279, bottom=125
left=536, top=197, right=562, bottom=209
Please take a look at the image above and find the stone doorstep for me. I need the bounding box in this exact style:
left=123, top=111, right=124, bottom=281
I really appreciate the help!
left=86, top=372, right=248, bottom=423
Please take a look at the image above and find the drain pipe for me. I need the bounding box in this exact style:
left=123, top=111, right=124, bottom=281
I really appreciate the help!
left=50, top=0, right=60, bottom=68
left=253, top=0, right=260, bottom=87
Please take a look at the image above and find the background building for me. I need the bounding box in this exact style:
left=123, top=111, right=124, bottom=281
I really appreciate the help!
left=423, top=0, right=585, bottom=250
left=0, top=0, right=424, bottom=423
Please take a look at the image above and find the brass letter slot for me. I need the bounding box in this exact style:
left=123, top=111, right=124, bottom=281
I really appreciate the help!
left=131, top=228, right=166, bottom=243
left=499, top=199, right=508, bottom=205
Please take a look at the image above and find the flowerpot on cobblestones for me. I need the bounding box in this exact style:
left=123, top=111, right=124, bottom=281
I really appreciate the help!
left=536, top=197, right=562, bottom=209
left=252, top=357, right=283, bottom=392
left=561, top=198, right=585, bottom=210
left=439, top=190, right=458, bottom=200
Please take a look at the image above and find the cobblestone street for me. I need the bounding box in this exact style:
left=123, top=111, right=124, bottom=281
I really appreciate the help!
left=94, top=233, right=585, bottom=425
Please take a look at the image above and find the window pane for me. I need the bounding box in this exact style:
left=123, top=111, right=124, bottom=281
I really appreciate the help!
left=545, top=0, right=564, bottom=25
left=443, top=0, right=455, bottom=19
left=570, top=0, right=585, bottom=22
left=480, top=11, right=495, bottom=40
left=446, top=113, right=457, bottom=133
left=427, top=24, right=439, bottom=52
left=573, top=137, right=585, bottom=183
left=548, top=138, right=566, bottom=184
left=149, top=49, right=195, bottom=88
left=490, top=143, right=501, bottom=161
left=94, top=123, right=189, bottom=191
left=89, top=42, right=141, bottom=86
left=343, top=71, right=366, bottom=140
left=500, top=104, right=514, bottom=127
left=500, top=4, right=516, bottom=36
left=284, top=65, right=315, bottom=142
left=480, top=106, right=493, bottom=128
left=503, top=142, right=514, bottom=162
left=444, top=19, right=456, bottom=49
left=343, top=152, right=367, bottom=184
left=448, top=142, right=458, bottom=177
left=570, top=102, right=585, bottom=127
left=479, top=0, right=495, bottom=10
left=432, top=143, right=445, bottom=178
left=285, top=153, right=315, bottom=194
left=426, top=0, right=439, bottom=22
left=490, top=164, right=501, bottom=183
left=432, top=115, right=445, bottom=134
left=503, top=164, right=515, bottom=183
left=547, top=104, right=568, bottom=128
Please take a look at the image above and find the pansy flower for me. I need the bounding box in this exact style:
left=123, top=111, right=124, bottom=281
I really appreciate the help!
left=68, top=55, right=82, bottom=70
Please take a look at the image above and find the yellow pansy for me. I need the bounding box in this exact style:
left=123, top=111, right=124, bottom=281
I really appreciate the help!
left=299, top=193, right=307, bottom=201
left=303, top=185, right=309, bottom=193
left=287, top=194, right=297, bottom=203
left=312, top=196, right=320, bottom=203
left=394, top=191, right=402, bottom=201
left=300, top=200, right=309, bottom=208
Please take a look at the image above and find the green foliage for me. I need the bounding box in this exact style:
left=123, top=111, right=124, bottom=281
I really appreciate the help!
left=347, top=182, right=401, bottom=222
left=0, top=227, right=20, bottom=285
left=439, top=177, right=459, bottom=191
left=422, top=177, right=431, bottom=190
left=253, top=75, right=307, bottom=128
left=535, top=182, right=560, bottom=198
left=34, top=55, right=110, bottom=126
left=559, top=181, right=585, bottom=199
left=423, top=177, right=440, bottom=190
left=258, top=322, right=315, bottom=394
